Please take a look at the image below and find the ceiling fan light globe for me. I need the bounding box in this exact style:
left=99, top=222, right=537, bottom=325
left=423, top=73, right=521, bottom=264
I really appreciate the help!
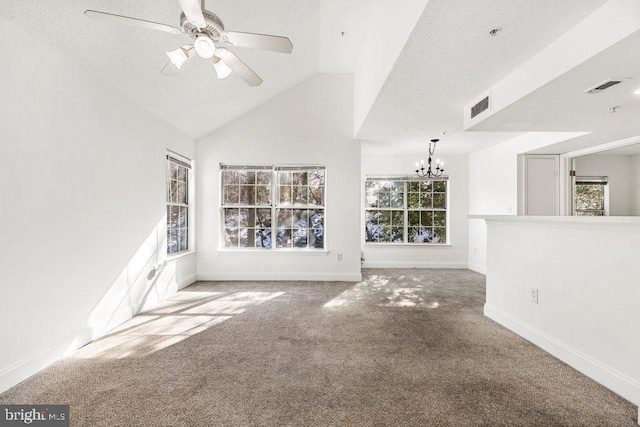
left=194, top=35, right=216, bottom=58
left=166, top=48, right=189, bottom=69
left=213, top=58, right=232, bottom=79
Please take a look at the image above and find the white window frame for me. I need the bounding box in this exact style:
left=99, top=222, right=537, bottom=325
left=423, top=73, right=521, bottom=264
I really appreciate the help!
left=573, top=176, right=609, bottom=216
left=364, top=176, right=449, bottom=245
left=167, top=151, right=193, bottom=255
left=220, top=164, right=326, bottom=250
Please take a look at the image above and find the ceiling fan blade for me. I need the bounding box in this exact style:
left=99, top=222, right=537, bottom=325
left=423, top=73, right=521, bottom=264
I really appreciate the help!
left=222, top=31, right=293, bottom=54
left=216, top=49, right=263, bottom=87
left=84, top=10, right=183, bottom=35
left=178, top=0, right=206, bottom=28
left=161, top=61, right=180, bottom=76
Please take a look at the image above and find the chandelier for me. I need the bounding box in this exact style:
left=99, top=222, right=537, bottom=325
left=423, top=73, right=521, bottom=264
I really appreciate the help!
left=415, top=139, right=445, bottom=178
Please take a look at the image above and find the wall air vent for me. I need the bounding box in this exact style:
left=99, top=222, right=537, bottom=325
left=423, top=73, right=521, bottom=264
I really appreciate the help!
left=470, top=96, right=490, bottom=119
left=581, top=78, right=624, bottom=94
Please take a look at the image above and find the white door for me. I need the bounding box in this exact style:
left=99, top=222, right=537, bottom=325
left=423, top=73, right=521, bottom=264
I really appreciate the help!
left=525, top=155, right=560, bottom=215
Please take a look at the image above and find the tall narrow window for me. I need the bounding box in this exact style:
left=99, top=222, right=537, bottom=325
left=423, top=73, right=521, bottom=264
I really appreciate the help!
left=365, top=177, right=448, bottom=244
left=167, top=154, right=191, bottom=254
left=574, top=176, right=608, bottom=216
left=221, top=165, right=325, bottom=250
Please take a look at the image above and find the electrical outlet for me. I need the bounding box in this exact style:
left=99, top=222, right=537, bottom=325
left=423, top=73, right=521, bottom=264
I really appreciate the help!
left=530, top=288, right=539, bottom=303
left=337, top=253, right=343, bottom=261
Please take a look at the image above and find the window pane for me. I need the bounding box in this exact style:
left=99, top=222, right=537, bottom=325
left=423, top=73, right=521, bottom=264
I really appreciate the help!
left=308, top=187, right=324, bottom=206
left=433, top=181, right=446, bottom=192
left=279, top=171, right=292, bottom=185
left=223, top=170, right=240, bottom=184
left=293, top=172, right=307, bottom=186
left=293, top=209, right=309, bottom=227
left=169, top=206, right=180, bottom=228
left=420, top=181, right=432, bottom=192
left=178, top=228, right=187, bottom=251
left=408, top=192, right=420, bottom=209
left=277, top=209, right=293, bottom=228
left=434, top=211, right=446, bottom=226
left=277, top=228, right=292, bottom=248
left=311, top=210, right=324, bottom=248
left=408, top=211, right=420, bottom=227
left=432, top=227, right=446, bottom=243
left=170, top=180, right=178, bottom=203
left=575, top=183, right=604, bottom=210
left=256, top=208, right=271, bottom=228
left=292, top=186, right=308, bottom=204
left=169, top=162, right=178, bottom=179
left=421, top=211, right=433, bottom=226
left=410, top=227, right=431, bottom=243
left=177, top=182, right=187, bottom=204
left=391, top=226, right=403, bottom=243
left=256, top=171, right=271, bottom=185
left=309, top=170, right=325, bottom=187
left=177, top=206, right=187, bottom=228
left=177, top=165, right=187, bottom=181
left=224, top=208, right=239, bottom=228
left=255, top=229, right=272, bottom=248
left=377, top=191, right=391, bottom=208
left=421, top=193, right=433, bottom=208
left=279, top=186, right=292, bottom=204
left=224, top=185, right=238, bottom=204
left=392, top=210, right=403, bottom=226
left=433, top=193, right=446, bottom=209
left=239, top=185, right=254, bottom=205
left=238, top=208, right=251, bottom=227
left=168, top=229, right=179, bottom=253
left=256, top=185, right=271, bottom=205
left=224, top=228, right=238, bottom=247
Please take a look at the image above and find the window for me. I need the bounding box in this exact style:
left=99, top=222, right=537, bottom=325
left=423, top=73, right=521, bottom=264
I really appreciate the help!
left=221, top=165, right=325, bottom=249
left=365, top=178, right=447, bottom=244
left=574, top=176, right=608, bottom=216
left=167, top=154, right=191, bottom=254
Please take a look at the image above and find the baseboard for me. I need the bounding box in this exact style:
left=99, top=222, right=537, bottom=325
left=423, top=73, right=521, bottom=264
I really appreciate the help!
left=467, top=263, right=487, bottom=275
left=361, top=261, right=468, bottom=269
left=178, top=273, right=198, bottom=290
left=197, top=272, right=362, bottom=282
left=0, top=275, right=193, bottom=395
left=484, top=304, right=640, bottom=407
left=0, top=329, right=92, bottom=394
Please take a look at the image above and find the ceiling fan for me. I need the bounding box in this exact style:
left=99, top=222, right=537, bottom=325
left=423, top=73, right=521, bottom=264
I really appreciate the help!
left=84, top=0, right=293, bottom=87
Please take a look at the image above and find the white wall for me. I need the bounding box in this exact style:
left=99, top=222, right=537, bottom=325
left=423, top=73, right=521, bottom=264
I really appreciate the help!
left=0, top=17, right=196, bottom=393
left=361, top=154, right=468, bottom=268
left=574, top=154, right=637, bottom=215
left=197, top=74, right=361, bottom=282
left=484, top=216, right=640, bottom=407
left=468, top=132, right=587, bottom=274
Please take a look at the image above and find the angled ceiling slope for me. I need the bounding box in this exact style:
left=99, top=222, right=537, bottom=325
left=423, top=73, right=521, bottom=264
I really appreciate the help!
left=0, top=0, right=321, bottom=139
left=357, top=0, right=608, bottom=155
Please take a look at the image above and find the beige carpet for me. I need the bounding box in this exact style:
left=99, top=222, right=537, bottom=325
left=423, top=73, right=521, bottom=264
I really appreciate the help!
left=1, top=269, right=636, bottom=426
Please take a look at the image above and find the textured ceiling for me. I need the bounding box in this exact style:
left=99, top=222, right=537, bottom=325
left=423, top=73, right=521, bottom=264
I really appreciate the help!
left=474, top=28, right=640, bottom=155
left=356, top=0, right=608, bottom=154
left=0, top=0, right=622, bottom=152
left=0, top=0, right=320, bottom=139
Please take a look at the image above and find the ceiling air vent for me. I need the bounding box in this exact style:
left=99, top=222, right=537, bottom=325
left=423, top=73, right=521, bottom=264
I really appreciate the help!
left=470, top=96, right=490, bottom=119
left=581, top=79, right=624, bottom=95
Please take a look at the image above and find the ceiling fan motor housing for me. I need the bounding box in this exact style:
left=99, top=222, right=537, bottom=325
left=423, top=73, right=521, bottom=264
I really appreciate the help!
left=181, top=10, right=224, bottom=40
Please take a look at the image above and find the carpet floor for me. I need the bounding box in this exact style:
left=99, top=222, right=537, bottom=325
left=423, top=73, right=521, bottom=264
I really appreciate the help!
left=0, top=268, right=636, bottom=426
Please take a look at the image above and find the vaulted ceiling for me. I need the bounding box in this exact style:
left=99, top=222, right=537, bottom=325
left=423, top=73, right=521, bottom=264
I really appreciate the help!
left=2, top=0, right=639, bottom=154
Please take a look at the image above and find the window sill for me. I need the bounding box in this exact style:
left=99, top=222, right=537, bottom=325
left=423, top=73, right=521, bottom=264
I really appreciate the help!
left=217, top=248, right=329, bottom=256
left=167, top=250, right=197, bottom=262
left=364, top=243, right=452, bottom=248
